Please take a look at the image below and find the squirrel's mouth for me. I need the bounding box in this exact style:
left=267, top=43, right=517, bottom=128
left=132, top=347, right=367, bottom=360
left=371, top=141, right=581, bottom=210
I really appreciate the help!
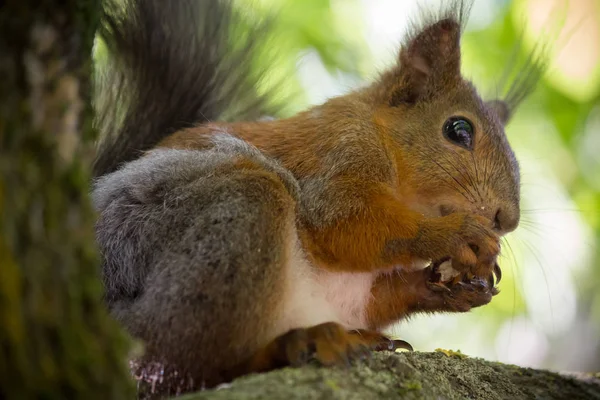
left=426, top=258, right=502, bottom=292
left=428, top=257, right=454, bottom=283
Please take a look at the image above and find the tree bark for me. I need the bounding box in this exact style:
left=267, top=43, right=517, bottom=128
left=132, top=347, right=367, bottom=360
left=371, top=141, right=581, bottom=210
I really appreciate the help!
left=181, top=351, right=600, bottom=400
left=0, top=1, right=134, bottom=398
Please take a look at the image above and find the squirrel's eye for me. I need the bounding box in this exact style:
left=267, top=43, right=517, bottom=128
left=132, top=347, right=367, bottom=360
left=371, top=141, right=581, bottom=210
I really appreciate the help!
left=443, top=117, right=474, bottom=150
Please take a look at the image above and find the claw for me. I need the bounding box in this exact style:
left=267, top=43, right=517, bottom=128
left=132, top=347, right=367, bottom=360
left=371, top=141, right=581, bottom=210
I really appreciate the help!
left=356, top=344, right=372, bottom=360
left=373, top=338, right=413, bottom=352
left=456, top=281, right=475, bottom=291
left=470, top=278, right=486, bottom=289
left=493, top=263, right=502, bottom=284
left=488, top=273, right=495, bottom=289
left=296, top=348, right=311, bottom=365
left=427, top=281, right=451, bottom=293
left=345, top=343, right=362, bottom=361
left=373, top=338, right=395, bottom=352
left=391, top=339, right=414, bottom=352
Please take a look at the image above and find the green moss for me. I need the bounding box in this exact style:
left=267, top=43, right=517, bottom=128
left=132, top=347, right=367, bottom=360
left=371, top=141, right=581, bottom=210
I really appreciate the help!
left=434, top=348, right=469, bottom=359
left=325, top=379, right=341, bottom=391
left=0, top=1, right=134, bottom=398
left=181, top=352, right=600, bottom=400
left=402, top=381, right=422, bottom=390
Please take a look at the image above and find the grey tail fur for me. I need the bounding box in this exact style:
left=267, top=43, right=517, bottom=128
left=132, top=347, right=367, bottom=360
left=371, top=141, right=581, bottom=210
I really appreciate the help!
left=92, top=0, right=283, bottom=177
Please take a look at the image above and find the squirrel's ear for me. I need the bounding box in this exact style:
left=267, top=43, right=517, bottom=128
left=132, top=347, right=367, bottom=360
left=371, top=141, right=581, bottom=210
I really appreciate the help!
left=389, top=18, right=462, bottom=106
left=486, top=100, right=511, bottom=125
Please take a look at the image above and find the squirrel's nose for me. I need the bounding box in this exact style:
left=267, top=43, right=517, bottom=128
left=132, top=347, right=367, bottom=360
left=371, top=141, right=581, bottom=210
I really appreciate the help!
left=493, top=206, right=520, bottom=234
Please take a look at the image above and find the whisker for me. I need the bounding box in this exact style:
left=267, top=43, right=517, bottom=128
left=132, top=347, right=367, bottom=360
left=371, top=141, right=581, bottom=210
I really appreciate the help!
left=413, top=148, right=477, bottom=204
left=469, top=150, right=484, bottom=201
left=448, top=145, right=486, bottom=203
left=520, top=208, right=583, bottom=214
left=372, top=120, right=480, bottom=204
left=517, top=224, right=548, bottom=238
left=421, top=150, right=479, bottom=203
left=519, top=237, right=555, bottom=334
left=419, top=168, right=475, bottom=202
left=442, top=147, right=481, bottom=201
left=501, top=237, right=519, bottom=355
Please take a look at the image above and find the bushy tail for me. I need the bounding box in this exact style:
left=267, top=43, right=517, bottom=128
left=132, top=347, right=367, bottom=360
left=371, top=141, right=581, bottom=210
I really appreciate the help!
left=93, top=0, right=282, bottom=177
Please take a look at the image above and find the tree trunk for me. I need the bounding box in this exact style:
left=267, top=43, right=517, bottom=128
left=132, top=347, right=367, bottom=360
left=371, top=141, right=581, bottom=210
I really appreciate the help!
left=0, top=1, right=133, bottom=398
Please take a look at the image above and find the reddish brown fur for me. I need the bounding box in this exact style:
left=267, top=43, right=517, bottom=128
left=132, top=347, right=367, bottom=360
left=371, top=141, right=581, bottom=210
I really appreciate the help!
left=366, top=268, right=496, bottom=330
left=156, top=11, right=521, bottom=381
left=228, top=322, right=401, bottom=378
left=91, top=0, right=551, bottom=393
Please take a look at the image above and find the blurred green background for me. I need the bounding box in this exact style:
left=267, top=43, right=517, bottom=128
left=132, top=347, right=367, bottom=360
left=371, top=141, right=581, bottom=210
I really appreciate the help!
left=232, top=0, right=600, bottom=372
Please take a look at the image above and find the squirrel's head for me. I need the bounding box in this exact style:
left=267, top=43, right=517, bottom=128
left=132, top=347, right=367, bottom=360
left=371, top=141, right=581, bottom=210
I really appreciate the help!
left=370, top=2, right=544, bottom=236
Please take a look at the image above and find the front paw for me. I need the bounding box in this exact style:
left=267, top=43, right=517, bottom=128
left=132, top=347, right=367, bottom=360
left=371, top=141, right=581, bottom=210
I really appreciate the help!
left=236, top=322, right=413, bottom=378
left=424, top=259, right=501, bottom=312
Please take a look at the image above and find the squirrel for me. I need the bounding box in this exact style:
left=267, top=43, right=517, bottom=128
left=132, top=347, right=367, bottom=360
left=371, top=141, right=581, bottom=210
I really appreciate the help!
left=92, top=0, right=545, bottom=396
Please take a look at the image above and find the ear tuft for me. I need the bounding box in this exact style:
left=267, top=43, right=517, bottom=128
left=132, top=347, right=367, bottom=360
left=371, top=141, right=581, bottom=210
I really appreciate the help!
left=390, top=19, right=462, bottom=106
left=486, top=100, right=510, bottom=125
left=485, top=29, right=550, bottom=124
left=388, top=1, right=473, bottom=106
left=402, top=18, right=462, bottom=74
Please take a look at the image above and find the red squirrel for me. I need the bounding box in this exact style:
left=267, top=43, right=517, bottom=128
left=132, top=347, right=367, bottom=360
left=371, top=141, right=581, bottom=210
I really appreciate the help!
left=92, top=0, right=545, bottom=396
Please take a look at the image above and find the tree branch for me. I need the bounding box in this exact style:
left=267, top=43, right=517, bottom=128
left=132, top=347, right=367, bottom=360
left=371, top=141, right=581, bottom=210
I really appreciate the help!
left=181, top=352, right=600, bottom=400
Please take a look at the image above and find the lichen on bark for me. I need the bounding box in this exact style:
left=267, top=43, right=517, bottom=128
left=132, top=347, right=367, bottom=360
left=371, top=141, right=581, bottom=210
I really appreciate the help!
left=182, top=351, right=600, bottom=400
left=0, top=1, right=133, bottom=398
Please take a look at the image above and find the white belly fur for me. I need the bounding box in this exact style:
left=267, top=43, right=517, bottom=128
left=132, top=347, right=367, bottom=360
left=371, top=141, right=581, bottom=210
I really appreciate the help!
left=274, top=230, right=375, bottom=337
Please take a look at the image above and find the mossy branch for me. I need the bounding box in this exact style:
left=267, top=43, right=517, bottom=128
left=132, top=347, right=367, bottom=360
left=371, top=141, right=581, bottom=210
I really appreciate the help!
left=181, top=352, right=600, bottom=400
